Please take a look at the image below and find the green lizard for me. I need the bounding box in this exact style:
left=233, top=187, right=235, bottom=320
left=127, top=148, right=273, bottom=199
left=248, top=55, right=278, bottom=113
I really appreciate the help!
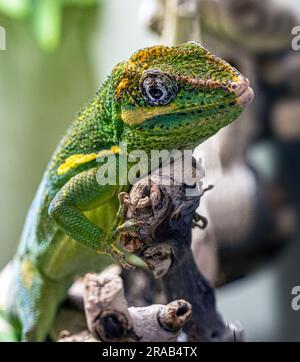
left=0, top=41, right=253, bottom=341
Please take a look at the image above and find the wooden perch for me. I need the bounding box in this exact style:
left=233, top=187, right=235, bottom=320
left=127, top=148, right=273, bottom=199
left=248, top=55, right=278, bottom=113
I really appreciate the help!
left=58, top=272, right=191, bottom=342
left=117, top=157, right=242, bottom=341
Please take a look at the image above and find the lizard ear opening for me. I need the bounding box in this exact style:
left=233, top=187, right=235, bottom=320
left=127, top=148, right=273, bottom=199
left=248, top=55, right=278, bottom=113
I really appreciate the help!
left=140, top=69, right=178, bottom=106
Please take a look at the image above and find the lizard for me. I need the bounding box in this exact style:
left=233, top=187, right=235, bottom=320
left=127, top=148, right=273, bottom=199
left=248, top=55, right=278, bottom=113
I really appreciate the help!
left=0, top=41, right=253, bottom=341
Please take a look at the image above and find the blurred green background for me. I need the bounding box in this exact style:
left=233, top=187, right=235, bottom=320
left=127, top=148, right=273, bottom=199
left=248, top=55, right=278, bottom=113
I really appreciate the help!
left=0, top=0, right=158, bottom=269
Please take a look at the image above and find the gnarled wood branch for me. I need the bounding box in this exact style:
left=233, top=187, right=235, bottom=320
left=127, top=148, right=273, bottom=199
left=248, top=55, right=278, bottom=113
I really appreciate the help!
left=117, top=157, right=242, bottom=341
left=58, top=272, right=191, bottom=342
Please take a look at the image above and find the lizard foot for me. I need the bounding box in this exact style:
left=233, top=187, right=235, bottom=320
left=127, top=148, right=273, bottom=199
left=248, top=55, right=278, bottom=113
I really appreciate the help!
left=104, top=244, right=135, bottom=271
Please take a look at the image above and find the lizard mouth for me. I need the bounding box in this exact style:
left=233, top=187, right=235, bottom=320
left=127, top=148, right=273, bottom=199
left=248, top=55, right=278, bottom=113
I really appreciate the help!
left=236, top=86, right=254, bottom=107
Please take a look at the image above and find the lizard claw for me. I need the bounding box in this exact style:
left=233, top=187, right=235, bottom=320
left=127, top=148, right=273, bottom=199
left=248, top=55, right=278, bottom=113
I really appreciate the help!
left=118, top=192, right=130, bottom=206
left=105, top=245, right=135, bottom=271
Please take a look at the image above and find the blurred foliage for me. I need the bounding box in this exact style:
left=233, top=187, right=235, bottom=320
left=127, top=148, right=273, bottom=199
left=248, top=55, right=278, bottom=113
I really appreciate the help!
left=0, top=0, right=99, bottom=51
left=0, top=5, right=101, bottom=268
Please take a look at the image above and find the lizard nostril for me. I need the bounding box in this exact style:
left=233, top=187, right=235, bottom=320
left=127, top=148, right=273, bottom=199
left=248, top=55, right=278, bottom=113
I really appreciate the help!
left=229, top=77, right=249, bottom=96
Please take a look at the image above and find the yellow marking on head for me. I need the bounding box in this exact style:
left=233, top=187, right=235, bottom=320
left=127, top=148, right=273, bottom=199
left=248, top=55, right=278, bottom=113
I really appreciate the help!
left=125, top=61, right=136, bottom=72
left=131, top=46, right=171, bottom=63
left=116, top=78, right=129, bottom=98
left=137, top=50, right=148, bottom=62
left=121, top=105, right=174, bottom=125
left=57, top=147, right=123, bottom=175
left=122, top=99, right=238, bottom=126
left=21, top=259, right=35, bottom=289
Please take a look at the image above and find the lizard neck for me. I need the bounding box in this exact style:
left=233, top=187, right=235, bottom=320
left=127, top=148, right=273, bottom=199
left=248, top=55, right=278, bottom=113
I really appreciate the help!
left=55, top=77, right=120, bottom=159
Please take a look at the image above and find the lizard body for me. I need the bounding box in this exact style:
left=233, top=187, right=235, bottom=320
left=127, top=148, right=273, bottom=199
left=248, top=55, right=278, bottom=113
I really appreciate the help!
left=0, top=42, right=253, bottom=341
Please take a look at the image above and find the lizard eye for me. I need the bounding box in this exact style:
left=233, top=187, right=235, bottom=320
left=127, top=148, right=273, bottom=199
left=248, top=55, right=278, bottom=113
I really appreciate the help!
left=140, top=70, right=178, bottom=106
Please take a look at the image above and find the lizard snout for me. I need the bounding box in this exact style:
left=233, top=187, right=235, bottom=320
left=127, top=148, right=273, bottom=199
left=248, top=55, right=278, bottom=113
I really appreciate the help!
left=228, top=76, right=254, bottom=107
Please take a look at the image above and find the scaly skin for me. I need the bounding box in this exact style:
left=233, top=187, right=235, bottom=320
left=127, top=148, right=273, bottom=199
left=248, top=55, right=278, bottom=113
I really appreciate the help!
left=1, top=42, right=253, bottom=341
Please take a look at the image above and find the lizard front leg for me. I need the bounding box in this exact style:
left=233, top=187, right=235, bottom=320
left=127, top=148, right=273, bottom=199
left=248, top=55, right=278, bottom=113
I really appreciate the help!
left=48, top=167, right=131, bottom=267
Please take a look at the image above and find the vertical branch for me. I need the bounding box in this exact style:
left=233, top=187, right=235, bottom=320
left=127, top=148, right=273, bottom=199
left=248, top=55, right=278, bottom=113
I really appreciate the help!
left=162, top=0, right=201, bottom=45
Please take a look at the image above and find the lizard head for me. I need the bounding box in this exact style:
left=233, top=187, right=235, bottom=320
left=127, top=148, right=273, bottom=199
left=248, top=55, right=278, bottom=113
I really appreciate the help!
left=113, top=41, right=254, bottom=151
